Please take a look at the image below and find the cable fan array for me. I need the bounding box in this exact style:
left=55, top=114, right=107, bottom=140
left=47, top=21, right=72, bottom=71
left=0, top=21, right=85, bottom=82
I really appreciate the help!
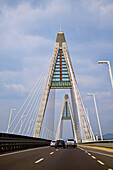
left=8, top=59, right=54, bottom=138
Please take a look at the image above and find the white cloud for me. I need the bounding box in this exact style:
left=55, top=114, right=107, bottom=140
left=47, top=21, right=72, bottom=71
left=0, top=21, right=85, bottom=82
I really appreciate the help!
left=81, top=0, right=113, bottom=27
left=0, top=0, right=70, bottom=34
left=0, top=0, right=113, bottom=135
left=77, top=75, right=101, bottom=88
left=96, top=91, right=112, bottom=98
left=81, top=0, right=113, bottom=14
left=71, top=41, right=113, bottom=54
left=5, top=83, right=27, bottom=93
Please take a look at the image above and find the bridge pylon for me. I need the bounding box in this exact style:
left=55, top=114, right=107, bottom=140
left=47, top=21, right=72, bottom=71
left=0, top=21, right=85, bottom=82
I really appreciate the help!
left=55, top=94, right=79, bottom=142
left=33, top=31, right=94, bottom=142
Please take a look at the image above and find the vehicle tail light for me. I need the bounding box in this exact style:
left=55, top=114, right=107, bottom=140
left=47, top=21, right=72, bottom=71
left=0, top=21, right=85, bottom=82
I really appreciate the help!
left=55, top=143, right=58, bottom=145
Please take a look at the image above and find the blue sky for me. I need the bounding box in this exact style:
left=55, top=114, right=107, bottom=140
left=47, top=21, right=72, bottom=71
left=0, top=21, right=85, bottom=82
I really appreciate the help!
left=0, top=0, right=113, bottom=138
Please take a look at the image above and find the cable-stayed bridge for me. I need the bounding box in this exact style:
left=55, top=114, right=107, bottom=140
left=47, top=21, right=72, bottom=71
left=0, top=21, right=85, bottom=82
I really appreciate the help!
left=5, top=31, right=94, bottom=143
left=1, top=31, right=113, bottom=170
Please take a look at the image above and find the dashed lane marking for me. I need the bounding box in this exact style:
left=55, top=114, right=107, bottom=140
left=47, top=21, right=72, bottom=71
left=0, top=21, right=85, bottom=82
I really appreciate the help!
left=35, top=158, right=44, bottom=164
left=108, top=169, right=112, bottom=170
left=78, top=147, right=85, bottom=151
left=97, top=160, right=105, bottom=165
left=88, top=153, right=91, bottom=156
left=50, top=152, right=54, bottom=155
left=56, top=149, right=58, bottom=151
left=91, top=156, right=96, bottom=159
left=78, top=147, right=113, bottom=158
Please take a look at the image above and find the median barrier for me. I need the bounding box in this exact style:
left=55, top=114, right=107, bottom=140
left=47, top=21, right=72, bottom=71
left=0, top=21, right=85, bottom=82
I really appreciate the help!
left=0, top=133, right=50, bottom=153
left=78, top=140, right=113, bottom=150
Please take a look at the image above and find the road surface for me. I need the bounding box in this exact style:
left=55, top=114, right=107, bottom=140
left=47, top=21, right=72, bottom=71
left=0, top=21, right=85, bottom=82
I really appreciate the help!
left=0, top=146, right=113, bottom=170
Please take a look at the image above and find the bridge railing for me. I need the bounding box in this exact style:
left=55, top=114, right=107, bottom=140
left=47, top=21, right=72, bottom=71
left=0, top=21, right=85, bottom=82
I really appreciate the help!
left=78, top=140, right=113, bottom=149
left=0, top=133, right=50, bottom=153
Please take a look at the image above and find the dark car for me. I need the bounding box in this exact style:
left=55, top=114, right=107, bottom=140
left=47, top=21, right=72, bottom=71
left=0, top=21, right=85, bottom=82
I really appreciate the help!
left=55, top=139, right=65, bottom=148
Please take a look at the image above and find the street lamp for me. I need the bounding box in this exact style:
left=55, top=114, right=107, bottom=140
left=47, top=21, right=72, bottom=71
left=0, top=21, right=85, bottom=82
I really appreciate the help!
left=45, top=129, right=49, bottom=139
left=18, top=115, right=27, bottom=134
left=87, top=93, right=103, bottom=141
left=98, top=61, right=113, bottom=89
left=6, top=109, right=16, bottom=133
left=27, top=120, right=34, bottom=135
left=42, top=126, right=46, bottom=138
left=85, top=108, right=95, bottom=141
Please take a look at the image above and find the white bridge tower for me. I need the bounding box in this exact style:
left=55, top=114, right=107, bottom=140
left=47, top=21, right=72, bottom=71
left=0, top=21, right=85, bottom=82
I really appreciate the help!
left=34, top=31, right=94, bottom=143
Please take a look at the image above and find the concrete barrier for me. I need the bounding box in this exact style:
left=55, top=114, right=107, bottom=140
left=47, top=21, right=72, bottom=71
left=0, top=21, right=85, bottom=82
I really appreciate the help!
left=0, top=133, right=50, bottom=153
left=78, top=140, right=113, bottom=150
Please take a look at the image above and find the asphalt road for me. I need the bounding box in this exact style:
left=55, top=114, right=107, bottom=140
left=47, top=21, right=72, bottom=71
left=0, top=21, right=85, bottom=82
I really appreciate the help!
left=0, top=146, right=113, bottom=170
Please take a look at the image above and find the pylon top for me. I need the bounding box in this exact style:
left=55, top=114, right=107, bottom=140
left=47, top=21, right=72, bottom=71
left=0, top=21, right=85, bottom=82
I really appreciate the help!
left=56, top=31, right=66, bottom=47
left=65, top=94, right=69, bottom=99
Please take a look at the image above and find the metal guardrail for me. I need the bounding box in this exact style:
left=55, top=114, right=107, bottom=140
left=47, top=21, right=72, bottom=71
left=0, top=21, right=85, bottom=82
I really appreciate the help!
left=79, top=140, right=113, bottom=149
left=0, top=133, right=50, bottom=153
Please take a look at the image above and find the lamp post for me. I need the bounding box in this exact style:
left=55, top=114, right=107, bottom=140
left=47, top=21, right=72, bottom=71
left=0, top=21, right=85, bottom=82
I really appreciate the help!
left=18, top=115, right=27, bottom=134
left=98, top=61, right=113, bottom=89
left=85, top=108, right=95, bottom=141
left=42, top=126, right=45, bottom=138
left=88, top=93, right=103, bottom=141
left=45, top=129, right=49, bottom=139
left=6, top=109, right=16, bottom=133
left=27, top=120, right=34, bottom=135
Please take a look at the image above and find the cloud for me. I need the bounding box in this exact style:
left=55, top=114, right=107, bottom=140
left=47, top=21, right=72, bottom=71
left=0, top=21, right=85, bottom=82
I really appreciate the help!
left=5, top=83, right=27, bottom=93
left=0, top=0, right=113, bottom=135
left=81, top=0, right=113, bottom=27
left=0, top=0, right=70, bottom=34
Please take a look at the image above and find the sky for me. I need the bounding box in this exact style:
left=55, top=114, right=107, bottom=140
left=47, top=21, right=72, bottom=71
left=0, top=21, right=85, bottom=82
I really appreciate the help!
left=0, top=0, right=113, bottom=139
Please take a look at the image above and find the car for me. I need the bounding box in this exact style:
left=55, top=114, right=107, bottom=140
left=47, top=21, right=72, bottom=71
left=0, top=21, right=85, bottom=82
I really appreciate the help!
left=50, top=140, right=56, bottom=147
left=66, top=139, right=77, bottom=148
left=55, top=139, right=65, bottom=148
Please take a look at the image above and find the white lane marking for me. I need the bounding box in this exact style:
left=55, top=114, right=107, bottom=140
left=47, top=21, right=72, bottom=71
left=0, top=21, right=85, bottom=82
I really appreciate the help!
left=88, top=153, right=91, bottom=156
left=78, top=147, right=85, bottom=151
left=91, top=156, right=96, bottom=159
left=85, top=151, right=88, bottom=153
left=108, top=169, right=112, bottom=170
left=56, top=149, right=58, bottom=151
left=78, top=147, right=113, bottom=158
left=0, top=146, right=50, bottom=157
left=97, top=160, right=105, bottom=165
left=35, top=158, right=44, bottom=164
left=50, top=152, right=54, bottom=155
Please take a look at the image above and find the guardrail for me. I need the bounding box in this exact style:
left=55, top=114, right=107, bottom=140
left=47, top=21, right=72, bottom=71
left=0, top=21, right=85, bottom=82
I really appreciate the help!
left=0, top=133, right=50, bottom=153
left=78, top=140, right=113, bottom=149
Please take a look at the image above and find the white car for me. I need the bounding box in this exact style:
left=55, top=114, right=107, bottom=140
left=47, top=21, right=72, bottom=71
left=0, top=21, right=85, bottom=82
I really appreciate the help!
left=50, top=140, right=56, bottom=147
left=66, top=139, right=77, bottom=148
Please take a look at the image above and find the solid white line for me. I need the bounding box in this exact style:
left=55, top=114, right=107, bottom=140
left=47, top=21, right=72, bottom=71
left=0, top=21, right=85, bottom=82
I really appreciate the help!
left=78, top=147, right=85, bottom=151
left=35, top=158, right=44, bottom=164
left=78, top=147, right=113, bottom=158
left=97, top=160, right=105, bottom=165
left=91, top=156, right=96, bottom=159
left=50, top=152, right=54, bottom=155
left=0, top=146, right=50, bottom=157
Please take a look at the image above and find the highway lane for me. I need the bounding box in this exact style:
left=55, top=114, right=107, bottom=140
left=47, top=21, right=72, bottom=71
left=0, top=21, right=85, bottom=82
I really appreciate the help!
left=0, top=146, right=113, bottom=170
left=78, top=146, right=113, bottom=170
